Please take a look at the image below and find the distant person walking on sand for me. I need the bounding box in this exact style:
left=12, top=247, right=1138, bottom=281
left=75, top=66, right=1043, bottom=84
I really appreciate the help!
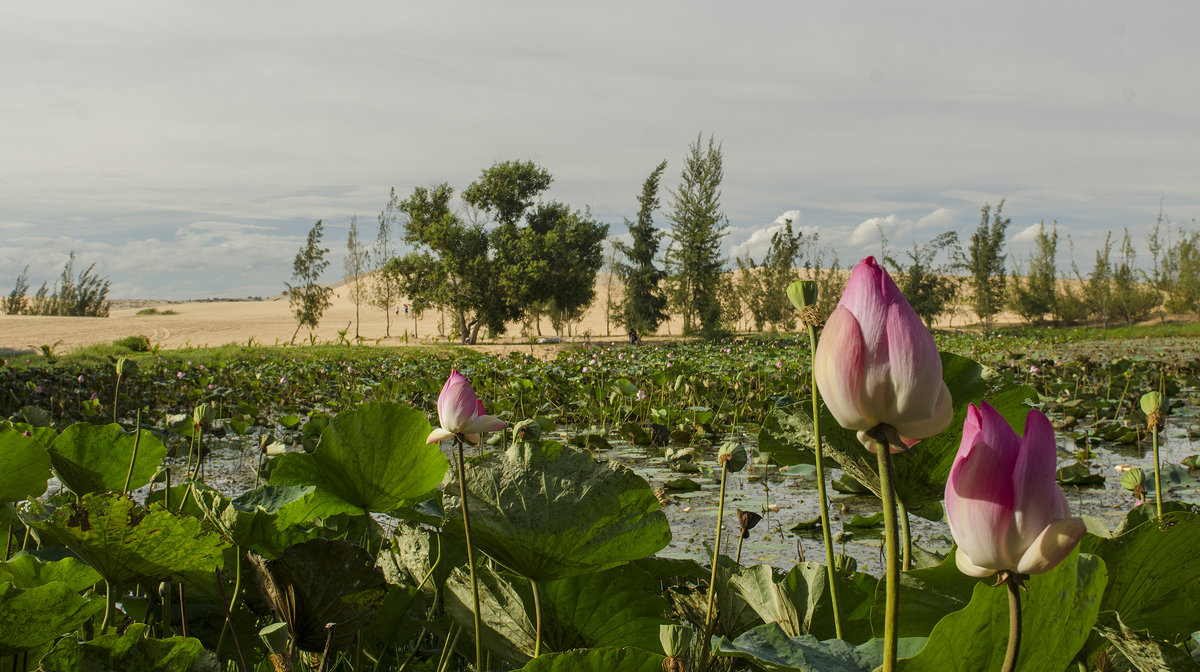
left=628, top=328, right=641, bottom=345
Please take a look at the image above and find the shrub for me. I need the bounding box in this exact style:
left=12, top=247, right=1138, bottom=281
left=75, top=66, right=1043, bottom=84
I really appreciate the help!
left=112, top=335, right=152, bottom=352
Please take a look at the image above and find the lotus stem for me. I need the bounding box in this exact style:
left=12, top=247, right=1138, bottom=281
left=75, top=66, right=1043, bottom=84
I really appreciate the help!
left=702, top=459, right=731, bottom=669
left=808, top=323, right=843, bottom=639
left=1152, top=422, right=1163, bottom=520
left=1001, top=577, right=1022, bottom=672
left=735, top=533, right=745, bottom=566
left=101, top=579, right=112, bottom=633
left=897, top=497, right=912, bottom=571
left=122, top=411, right=142, bottom=495
left=531, top=579, right=543, bottom=658
left=875, top=438, right=898, bottom=672
left=112, top=372, right=121, bottom=424
left=455, top=438, right=483, bottom=672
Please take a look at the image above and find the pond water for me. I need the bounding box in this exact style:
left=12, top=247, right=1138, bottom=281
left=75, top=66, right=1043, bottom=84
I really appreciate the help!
left=189, top=400, right=1200, bottom=576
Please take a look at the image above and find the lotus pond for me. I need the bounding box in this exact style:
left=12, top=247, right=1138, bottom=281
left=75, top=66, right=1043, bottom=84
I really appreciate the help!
left=2, top=326, right=1200, bottom=671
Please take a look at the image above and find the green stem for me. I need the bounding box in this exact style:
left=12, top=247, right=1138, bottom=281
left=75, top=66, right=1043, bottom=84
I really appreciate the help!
left=705, top=463, right=730, bottom=633
left=1152, top=424, right=1163, bottom=520
left=113, top=373, right=121, bottom=424
left=875, top=439, right=898, bottom=672
left=122, top=411, right=142, bottom=495
left=1002, top=578, right=1022, bottom=672
left=531, top=579, right=543, bottom=658
left=101, top=579, right=113, bottom=633
left=808, top=323, right=843, bottom=639
left=735, top=534, right=745, bottom=566
left=456, top=439, right=483, bottom=672
left=897, top=497, right=912, bottom=571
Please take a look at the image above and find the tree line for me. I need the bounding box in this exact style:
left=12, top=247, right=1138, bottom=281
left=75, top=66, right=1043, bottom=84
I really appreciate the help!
left=290, top=140, right=1200, bottom=344
left=4, top=253, right=111, bottom=317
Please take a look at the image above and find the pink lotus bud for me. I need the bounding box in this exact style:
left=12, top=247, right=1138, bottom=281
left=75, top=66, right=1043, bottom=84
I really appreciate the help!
left=945, top=403, right=1085, bottom=577
left=426, top=370, right=506, bottom=445
left=813, top=256, right=952, bottom=451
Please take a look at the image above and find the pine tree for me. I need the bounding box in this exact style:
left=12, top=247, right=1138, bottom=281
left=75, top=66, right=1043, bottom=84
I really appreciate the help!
left=344, top=215, right=369, bottom=340
left=665, top=134, right=729, bottom=336
left=967, top=201, right=1009, bottom=325
left=613, top=159, right=669, bottom=337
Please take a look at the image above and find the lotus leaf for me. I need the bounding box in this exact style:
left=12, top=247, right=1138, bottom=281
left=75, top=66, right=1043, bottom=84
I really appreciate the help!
left=725, top=563, right=878, bottom=644
left=269, top=402, right=448, bottom=516
left=48, top=422, right=167, bottom=495
left=39, top=623, right=217, bottom=672
left=248, top=537, right=386, bottom=652
left=0, top=580, right=104, bottom=655
left=513, top=646, right=665, bottom=672
left=446, top=441, right=671, bottom=581
left=895, top=549, right=1105, bottom=672
left=0, top=554, right=101, bottom=591
left=28, top=492, right=229, bottom=587
left=1093, top=610, right=1200, bottom=672
left=188, top=484, right=322, bottom=558
left=0, top=426, right=51, bottom=502
left=713, top=622, right=926, bottom=672
left=1079, top=511, right=1200, bottom=648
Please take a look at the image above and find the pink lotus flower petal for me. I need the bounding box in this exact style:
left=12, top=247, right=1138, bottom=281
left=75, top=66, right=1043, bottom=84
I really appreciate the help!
left=431, top=370, right=506, bottom=445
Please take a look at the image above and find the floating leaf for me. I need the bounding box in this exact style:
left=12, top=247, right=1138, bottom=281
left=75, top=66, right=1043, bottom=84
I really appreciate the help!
left=447, top=441, right=671, bottom=581
left=1056, top=462, right=1106, bottom=486
left=713, top=622, right=926, bottom=672
left=664, top=478, right=701, bottom=492
left=269, top=402, right=448, bottom=516
left=0, top=426, right=51, bottom=502
left=47, top=423, right=167, bottom=495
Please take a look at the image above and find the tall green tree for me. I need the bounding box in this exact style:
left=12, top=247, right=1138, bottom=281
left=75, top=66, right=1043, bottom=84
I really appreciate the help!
left=344, top=215, right=369, bottom=340
left=385, top=184, right=500, bottom=344
left=370, top=188, right=402, bottom=337
left=665, top=134, right=729, bottom=336
left=613, top=159, right=670, bottom=337
left=885, top=231, right=960, bottom=328
left=1111, top=228, right=1159, bottom=324
left=966, top=200, right=1010, bottom=325
left=1008, top=221, right=1059, bottom=323
left=286, top=220, right=334, bottom=345
left=735, top=220, right=804, bottom=331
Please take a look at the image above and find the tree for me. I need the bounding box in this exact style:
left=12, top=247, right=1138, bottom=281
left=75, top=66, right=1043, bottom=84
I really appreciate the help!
left=613, top=159, right=670, bottom=337
left=386, top=184, right=500, bottom=344
left=1082, top=232, right=1113, bottom=326
left=344, top=215, right=369, bottom=340
left=665, top=134, right=729, bottom=336
left=4, top=266, right=30, bottom=315
left=525, top=203, right=609, bottom=334
left=370, top=188, right=403, bottom=337
left=734, top=220, right=804, bottom=331
left=1007, top=221, right=1059, bottom=323
left=285, top=220, right=334, bottom=345
left=966, top=200, right=1009, bottom=325
left=1111, top=228, right=1159, bottom=324
left=886, top=231, right=960, bottom=328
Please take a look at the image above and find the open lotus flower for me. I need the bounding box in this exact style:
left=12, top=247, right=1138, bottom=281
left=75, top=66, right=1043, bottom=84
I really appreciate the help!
left=426, top=370, right=506, bottom=445
left=945, top=402, right=1086, bottom=577
left=813, top=256, right=952, bottom=451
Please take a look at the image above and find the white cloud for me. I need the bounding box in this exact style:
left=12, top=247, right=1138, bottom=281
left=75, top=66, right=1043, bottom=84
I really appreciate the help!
left=1012, top=222, right=1044, bottom=243
left=849, top=208, right=957, bottom=247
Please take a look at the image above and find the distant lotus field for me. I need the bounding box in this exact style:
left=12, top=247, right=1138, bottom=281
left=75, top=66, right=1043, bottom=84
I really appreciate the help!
left=2, top=315, right=1199, bottom=671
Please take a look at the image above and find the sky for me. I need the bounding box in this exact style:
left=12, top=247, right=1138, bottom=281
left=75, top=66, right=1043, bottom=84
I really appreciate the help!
left=2, top=1, right=1198, bottom=300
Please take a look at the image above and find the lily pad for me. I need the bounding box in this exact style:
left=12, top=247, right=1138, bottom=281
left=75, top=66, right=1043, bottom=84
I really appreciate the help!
left=713, top=622, right=926, bottom=672
left=48, top=422, right=167, bottom=495
left=269, top=402, right=449, bottom=516
left=0, top=426, right=52, bottom=502
left=446, top=441, right=671, bottom=581
left=1057, top=462, right=1106, bottom=486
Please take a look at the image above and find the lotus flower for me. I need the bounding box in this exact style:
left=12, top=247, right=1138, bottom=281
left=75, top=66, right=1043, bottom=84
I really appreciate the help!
left=945, top=402, right=1085, bottom=577
left=813, top=256, right=952, bottom=451
left=426, top=370, right=505, bottom=445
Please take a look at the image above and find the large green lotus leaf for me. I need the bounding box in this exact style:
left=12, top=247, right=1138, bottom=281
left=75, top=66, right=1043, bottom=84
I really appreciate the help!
left=269, top=402, right=448, bottom=515
left=760, top=353, right=1031, bottom=516
left=1093, top=610, right=1200, bottom=672
left=1078, top=511, right=1200, bottom=650
left=0, top=580, right=104, bottom=655
left=0, top=426, right=52, bottom=502
left=28, top=492, right=229, bottom=587
left=248, top=538, right=386, bottom=652
left=376, top=522, right=467, bottom=596
left=444, top=563, right=670, bottom=663
left=182, top=483, right=321, bottom=559
left=48, top=422, right=167, bottom=495
left=725, top=563, right=878, bottom=645
left=446, top=441, right=671, bottom=581
left=513, top=647, right=665, bottom=672
left=895, top=549, right=1105, bottom=672
left=0, top=554, right=101, bottom=592
left=39, top=623, right=217, bottom=672
left=868, top=547, right=978, bottom=639
left=713, top=622, right=927, bottom=672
